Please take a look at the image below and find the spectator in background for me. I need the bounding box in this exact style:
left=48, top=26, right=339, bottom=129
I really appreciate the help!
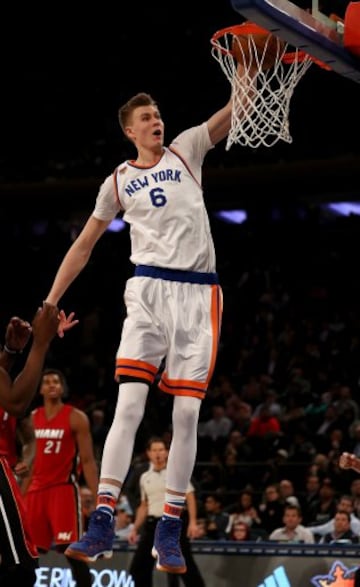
left=306, top=495, right=360, bottom=539
left=114, top=499, right=134, bottom=541
left=198, top=404, right=232, bottom=453
left=326, top=435, right=352, bottom=493
left=347, top=421, right=360, bottom=458
left=260, top=448, right=290, bottom=488
left=225, top=489, right=262, bottom=534
left=240, top=375, right=264, bottom=409
left=286, top=426, right=316, bottom=468
left=195, top=452, right=225, bottom=495
left=247, top=404, right=281, bottom=459
left=224, top=429, right=252, bottom=462
left=279, top=393, right=306, bottom=433
left=350, top=478, right=360, bottom=519
left=225, top=395, right=252, bottom=436
left=222, top=450, right=246, bottom=492
left=305, top=478, right=337, bottom=527
left=203, top=494, right=229, bottom=540
left=304, top=393, right=328, bottom=431
left=228, top=521, right=251, bottom=541
left=308, top=453, right=331, bottom=482
left=333, top=385, right=359, bottom=422
left=283, top=367, right=311, bottom=399
left=319, top=510, right=360, bottom=544
left=258, top=484, right=284, bottom=535
left=314, top=404, right=342, bottom=453
left=300, top=474, right=321, bottom=525
left=269, top=504, right=314, bottom=543
left=278, top=479, right=300, bottom=508
left=327, top=428, right=348, bottom=457
left=252, top=389, right=282, bottom=419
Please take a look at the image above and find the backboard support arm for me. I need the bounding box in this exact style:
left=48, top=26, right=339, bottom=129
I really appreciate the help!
left=230, top=0, right=360, bottom=81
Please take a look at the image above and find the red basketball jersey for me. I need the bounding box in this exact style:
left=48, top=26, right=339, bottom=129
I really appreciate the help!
left=26, top=404, right=78, bottom=490
left=0, top=407, right=17, bottom=467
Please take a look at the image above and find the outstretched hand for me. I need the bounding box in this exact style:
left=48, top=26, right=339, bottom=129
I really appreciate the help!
left=5, top=317, right=32, bottom=352
left=57, top=310, right=79, bottom=338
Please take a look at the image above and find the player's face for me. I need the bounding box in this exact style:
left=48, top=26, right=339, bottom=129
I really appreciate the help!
left=40, top=373, right=64, bottom=399
left=127, top=105, right=164, bottom=150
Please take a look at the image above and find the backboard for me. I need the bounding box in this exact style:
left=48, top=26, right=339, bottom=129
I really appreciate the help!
left=230, top=0, right=360, bottom=82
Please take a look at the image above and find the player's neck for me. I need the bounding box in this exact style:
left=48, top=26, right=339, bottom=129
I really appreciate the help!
left=136, top=147, right=163, bottom=167
left=44, top=399, right=63, bottom=417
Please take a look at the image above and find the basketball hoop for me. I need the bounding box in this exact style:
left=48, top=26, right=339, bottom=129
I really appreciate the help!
left=211, top=22, right=329, bottom=149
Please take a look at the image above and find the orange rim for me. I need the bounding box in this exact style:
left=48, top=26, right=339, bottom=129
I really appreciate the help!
left=283, top=51, right=332, bottom=69
left=211, top=22, right=271, bottom=46
left=210, top=22, right=332, bottom=70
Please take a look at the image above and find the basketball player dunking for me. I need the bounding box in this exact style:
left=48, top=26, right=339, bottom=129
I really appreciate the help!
left=43, top=62, right=256, bottom=573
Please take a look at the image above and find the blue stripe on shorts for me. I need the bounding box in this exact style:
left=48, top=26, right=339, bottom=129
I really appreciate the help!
left=134, top=264, right=219, bottom=285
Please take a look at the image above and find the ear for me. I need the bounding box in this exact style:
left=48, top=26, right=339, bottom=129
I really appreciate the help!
left=125, top=126, right=135, bottom=142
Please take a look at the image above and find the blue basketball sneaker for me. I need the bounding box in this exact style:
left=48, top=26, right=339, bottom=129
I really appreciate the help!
left=151, top=517, right=187, bottom=574
left=64, top=510, right=115, bottom=563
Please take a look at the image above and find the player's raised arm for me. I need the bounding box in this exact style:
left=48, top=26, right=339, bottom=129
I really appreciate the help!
left=0, top=304, right=59, bottom=416
left=45, top=215, right=110, bottom=307
left=207, top=63, right=257, bottom=146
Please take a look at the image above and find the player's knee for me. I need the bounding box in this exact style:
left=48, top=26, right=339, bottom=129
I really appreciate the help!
left=116, top=383, right=148, bottom=425
left=173, top=396, right=201, bottom=429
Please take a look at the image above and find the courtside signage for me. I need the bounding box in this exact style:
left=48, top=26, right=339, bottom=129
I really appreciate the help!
left=35, top=566, right=134, bottom=587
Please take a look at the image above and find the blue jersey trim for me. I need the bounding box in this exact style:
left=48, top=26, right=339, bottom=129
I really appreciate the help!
left=134, top=264, right=219, bottom=285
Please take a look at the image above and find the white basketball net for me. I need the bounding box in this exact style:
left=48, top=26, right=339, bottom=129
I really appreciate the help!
left=211, top=30, right=313, bottom=149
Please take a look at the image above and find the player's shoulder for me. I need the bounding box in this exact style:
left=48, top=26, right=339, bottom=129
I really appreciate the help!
left=117, top=160, right=128, bottom=171
left=112, top=161, right=131, bottom=178
left=69, top=405, right=91, bottom=427
left=170, top=122, right=207, bottom=146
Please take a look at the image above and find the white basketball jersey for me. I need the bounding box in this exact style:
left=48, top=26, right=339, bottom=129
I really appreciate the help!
left=93, top=122, right=216, bottom=273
